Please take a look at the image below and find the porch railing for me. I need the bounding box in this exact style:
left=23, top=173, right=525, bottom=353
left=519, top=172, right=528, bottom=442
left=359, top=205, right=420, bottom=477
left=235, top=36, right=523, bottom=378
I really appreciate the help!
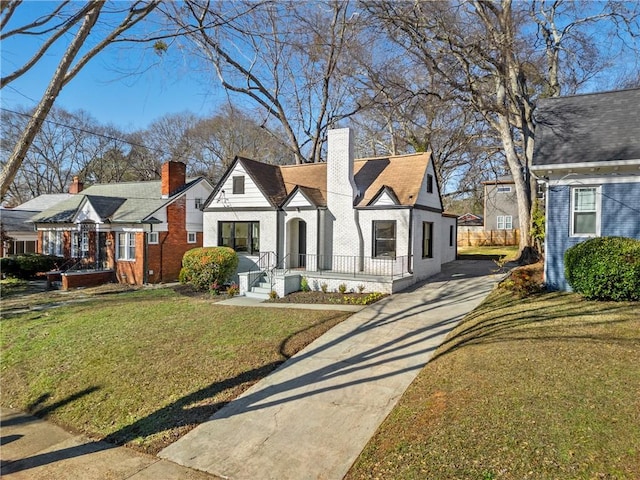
left=281, top=253, right=411, bottom=278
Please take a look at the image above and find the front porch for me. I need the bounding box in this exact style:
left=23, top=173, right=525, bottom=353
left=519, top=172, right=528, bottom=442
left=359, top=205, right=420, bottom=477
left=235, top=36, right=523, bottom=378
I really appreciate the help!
left=237, top=253, right=415, bottom=299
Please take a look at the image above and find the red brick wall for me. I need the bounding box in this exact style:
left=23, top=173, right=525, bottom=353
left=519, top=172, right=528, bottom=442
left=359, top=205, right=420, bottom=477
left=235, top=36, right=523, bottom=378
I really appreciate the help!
left=62, top=270, right=115, bottom=290
left=116, top=232, right=145, bottom=285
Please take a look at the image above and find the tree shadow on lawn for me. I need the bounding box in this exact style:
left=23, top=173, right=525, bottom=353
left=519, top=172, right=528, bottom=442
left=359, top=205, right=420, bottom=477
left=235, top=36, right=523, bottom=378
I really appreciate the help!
left=432, top=291, right=639, bottom=361
left=1, top=313, right=348, bottom=474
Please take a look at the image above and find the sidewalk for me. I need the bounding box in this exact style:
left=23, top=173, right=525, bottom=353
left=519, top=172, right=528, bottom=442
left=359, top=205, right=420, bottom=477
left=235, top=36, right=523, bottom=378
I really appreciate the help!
left=160, top=260, right=504, bottom=480
left=0, top=408, right=215, bottom=479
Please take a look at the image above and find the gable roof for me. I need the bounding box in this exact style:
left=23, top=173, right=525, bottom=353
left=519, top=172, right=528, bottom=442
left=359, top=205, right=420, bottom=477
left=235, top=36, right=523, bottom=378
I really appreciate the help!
left=0, top=208, right=39, bottom=232
left=213, top=152, right=433, bottom=209
left=533, top=88, right=640, bottom=167
left=11, top=194, right=74, bottom=211
left=32, top=177, right=209, bottom=224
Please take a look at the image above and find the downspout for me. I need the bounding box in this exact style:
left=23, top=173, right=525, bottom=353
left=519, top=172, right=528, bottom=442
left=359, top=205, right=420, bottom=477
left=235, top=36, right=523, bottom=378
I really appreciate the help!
left=354, top=207, right=364, bottom=272
left=408, top=208, right=413, bottom=274
left=143, top=224, right=149, bottom=284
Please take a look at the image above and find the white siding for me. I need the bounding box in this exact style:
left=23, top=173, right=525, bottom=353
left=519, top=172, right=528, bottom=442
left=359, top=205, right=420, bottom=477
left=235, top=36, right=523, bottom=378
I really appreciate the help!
left=370, top=190, right=398, bottom=206
left=185, top=181, right=214, bottom=231
left=414, top=160, right=443, bottom=211
left=284, top=191, right=313, bottom=208
left=219, top=163, right=271, bottom=208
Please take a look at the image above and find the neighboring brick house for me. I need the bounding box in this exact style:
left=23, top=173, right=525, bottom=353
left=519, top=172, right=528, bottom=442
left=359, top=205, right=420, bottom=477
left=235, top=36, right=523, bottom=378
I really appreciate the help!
left=31, top=162, right=213, bottom=288
left=531, top=88, right=640, bottom=291
left=482, top=176, right=519, bottom=232
left=1, top=194, right=73, bottom=257
left=202, top=128, right=458, bottom=297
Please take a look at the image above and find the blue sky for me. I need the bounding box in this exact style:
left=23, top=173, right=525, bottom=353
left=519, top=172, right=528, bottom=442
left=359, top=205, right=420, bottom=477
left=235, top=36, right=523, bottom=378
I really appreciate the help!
left=1, top=2, right=223, bottom=130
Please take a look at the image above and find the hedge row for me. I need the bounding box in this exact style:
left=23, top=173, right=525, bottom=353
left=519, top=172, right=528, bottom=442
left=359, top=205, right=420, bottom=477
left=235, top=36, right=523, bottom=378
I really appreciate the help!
left=1, top=254, right=66, bottom=279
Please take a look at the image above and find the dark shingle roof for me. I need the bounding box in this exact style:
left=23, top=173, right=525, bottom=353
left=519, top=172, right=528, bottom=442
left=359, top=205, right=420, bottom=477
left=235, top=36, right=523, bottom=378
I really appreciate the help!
left=0, top=209, right=38, bottom=232
left=533, top=88, right=640, bottom=166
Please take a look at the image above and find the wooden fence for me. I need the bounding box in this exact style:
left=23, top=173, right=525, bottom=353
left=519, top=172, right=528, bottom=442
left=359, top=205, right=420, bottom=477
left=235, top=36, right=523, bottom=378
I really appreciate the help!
left=457, top=229, right=520, bottom=247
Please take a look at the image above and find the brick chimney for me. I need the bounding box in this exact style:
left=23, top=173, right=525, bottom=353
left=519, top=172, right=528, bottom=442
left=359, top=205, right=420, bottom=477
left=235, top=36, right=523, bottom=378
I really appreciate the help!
left=69, top=176, right=83, bottom=194
left=161, top=161, right=187, bottom=198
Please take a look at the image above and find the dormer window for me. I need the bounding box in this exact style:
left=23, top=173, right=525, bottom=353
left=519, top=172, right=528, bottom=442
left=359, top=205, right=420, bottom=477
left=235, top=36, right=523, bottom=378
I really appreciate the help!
left=232, top=176, right=245, bottom=194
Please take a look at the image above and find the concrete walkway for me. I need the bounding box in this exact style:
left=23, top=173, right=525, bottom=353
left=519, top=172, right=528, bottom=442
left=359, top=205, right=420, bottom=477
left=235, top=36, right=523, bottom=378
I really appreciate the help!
left=0, top=408, right=216, bottom=480
left=159, top=260, right=504, bottom=480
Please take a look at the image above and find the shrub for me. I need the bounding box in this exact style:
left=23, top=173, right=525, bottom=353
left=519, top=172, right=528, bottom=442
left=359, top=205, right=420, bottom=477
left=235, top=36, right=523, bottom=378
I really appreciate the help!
left=320, top=282, right=328, bottom=293
left=226, top=282, right=240, bottom=297
left=300, top=276, right=310, bottom=292
left=179, top=247, right=238, bottom=291
left=269, top=290, right=279, bottom=300
left=564, top=236, right=640, bottom=301
left=338, top=283, right=347, bottom=294
left=0, top=254, right=65, bottom=279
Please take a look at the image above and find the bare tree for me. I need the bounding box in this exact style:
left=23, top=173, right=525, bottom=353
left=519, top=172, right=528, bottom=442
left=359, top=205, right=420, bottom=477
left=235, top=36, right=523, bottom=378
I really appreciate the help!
left=165, top=0, right=365, bottom=164
left=0, top=0, right=160, bottom=199
left=365, top=0, right=639, bottom=258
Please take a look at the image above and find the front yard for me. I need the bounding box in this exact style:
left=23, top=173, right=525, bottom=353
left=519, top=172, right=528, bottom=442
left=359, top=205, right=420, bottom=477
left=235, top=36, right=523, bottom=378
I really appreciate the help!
left=346, top=287, right=640, bottom=479
left=0, top=286, right=351, bottom=454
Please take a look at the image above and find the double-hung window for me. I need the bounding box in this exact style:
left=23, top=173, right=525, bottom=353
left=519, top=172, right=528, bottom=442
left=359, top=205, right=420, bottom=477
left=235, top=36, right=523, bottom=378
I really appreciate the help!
left=117, top=232, right=136, bottom=260
left=71, top=231, right=90, bottom=258
left=44, top=231, right=63, bottom=256
left=571, top=186, right=599, bottom=236
left=219, top=221, right=259, bottom=254
left=422, top=222, right=434, bottom=258
left=497, top=215, right=513, bottom=230
left=373, top=220, right=396, bottom=258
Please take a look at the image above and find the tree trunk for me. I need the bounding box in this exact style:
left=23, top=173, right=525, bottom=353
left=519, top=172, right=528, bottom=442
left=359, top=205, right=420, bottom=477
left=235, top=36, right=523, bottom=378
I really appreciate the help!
left=0, top=3, right=103, bottom=199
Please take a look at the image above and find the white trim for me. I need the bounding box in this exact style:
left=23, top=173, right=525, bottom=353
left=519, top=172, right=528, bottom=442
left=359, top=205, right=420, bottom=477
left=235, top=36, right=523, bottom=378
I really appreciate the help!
left=148, top=232, right=159, bottom=244
left=569, top=185, right=601, bottom=238
left=532, top=158, right=640, bottom=171
left=187, top=232, right=197, bottom=243
left=548, top=175, right=640, bottom=186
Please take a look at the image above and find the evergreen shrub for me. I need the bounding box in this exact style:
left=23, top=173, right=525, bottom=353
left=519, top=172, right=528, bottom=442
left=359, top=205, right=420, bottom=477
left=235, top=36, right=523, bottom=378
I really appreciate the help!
left=564, top=236, right=640, bottom=301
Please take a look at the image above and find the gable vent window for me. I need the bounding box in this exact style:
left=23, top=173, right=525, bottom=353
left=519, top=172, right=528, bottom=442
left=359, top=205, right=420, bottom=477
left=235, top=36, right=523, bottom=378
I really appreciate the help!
left=195, top=198, right=203, bottom=209
left=426, top=174, right=434, bottom=193
left=497, top=186, right=512, bottom=193
left=232, top=176, right=245, bottom=194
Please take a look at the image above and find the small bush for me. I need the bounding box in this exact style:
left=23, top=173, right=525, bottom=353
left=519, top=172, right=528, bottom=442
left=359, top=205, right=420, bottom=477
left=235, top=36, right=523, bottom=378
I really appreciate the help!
left=320, top=282, right=328, bottom=293
left=338, top=283, right=347, bottom=294
left=0, top=254, right=65, bottom=279
left=269, top=290, right=279, bottom=300
left=565, top=236, right=640, bottom=301
left=226, top=282, right=240, bottom=297
left=300, top=276, right=310, bottom=292
left=179, top=247, right=238, bottom=291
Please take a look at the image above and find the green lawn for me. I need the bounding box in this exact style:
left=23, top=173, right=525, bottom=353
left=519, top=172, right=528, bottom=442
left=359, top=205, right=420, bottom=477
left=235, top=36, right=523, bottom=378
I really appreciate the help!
left=0, top=287, right=350, bottom=454
left=346, top=288, right=640, bottom=480
left=458, top=245, right=520, bottom=260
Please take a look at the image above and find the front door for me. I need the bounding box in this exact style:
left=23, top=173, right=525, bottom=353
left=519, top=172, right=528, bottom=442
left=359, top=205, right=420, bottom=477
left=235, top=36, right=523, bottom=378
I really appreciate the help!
left=298, top=221, right=306, bottom=268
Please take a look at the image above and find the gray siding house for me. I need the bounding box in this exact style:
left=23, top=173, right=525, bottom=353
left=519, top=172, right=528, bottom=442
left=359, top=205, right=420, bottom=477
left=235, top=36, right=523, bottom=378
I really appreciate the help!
left=531, top=88, right=640, bottom=291
left=483, top=176, right=519, bottom=231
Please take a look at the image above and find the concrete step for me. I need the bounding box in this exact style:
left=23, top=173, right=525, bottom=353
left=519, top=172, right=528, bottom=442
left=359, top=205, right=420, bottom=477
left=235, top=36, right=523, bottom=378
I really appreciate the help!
left=251, top=286, right=272, bottom=295
left=245, top=290, right=270, bottom=300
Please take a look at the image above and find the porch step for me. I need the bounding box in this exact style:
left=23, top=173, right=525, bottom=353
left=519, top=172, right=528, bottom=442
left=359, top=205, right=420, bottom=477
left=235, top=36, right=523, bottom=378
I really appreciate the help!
left=245, top=290, right=270, bottom=300
left=251, top=286, right=272, bottom=295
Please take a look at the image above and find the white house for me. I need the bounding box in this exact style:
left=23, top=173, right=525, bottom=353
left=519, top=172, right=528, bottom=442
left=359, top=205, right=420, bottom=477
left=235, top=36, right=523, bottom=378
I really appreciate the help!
left=202, top=128, right=457, bottom=297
